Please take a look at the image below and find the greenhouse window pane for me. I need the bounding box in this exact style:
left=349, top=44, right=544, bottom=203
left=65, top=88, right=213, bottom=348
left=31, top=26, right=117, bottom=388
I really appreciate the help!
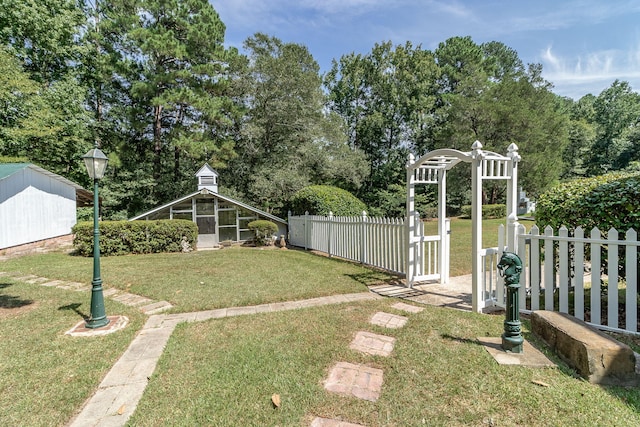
left=219, top=227, right=237, bottom=241
left=219, top=209, right=236, bottom=226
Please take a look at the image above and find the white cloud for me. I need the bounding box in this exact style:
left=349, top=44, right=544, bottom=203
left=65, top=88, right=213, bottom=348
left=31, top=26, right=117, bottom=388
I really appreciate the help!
left=540, top=45, right=640, bottom=98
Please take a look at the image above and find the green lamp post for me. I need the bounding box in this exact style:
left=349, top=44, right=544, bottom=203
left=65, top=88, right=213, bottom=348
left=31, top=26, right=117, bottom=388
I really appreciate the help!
left=82, top=145, right=110, bottom=329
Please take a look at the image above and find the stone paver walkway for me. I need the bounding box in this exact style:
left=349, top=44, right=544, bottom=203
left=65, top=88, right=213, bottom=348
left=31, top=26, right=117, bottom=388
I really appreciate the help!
left=321, top=301, right=425, bottom=425
left=67, top=292, right=382, bottom=427
left=1, top=272, right=174, bottom=315
left=4, top=270, right=435, bottom=426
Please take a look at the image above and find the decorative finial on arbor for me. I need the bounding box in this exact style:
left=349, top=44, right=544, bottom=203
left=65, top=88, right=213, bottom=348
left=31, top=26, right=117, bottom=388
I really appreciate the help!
left=471, top=140, right=483, bottom=159
left=507, top=143, right=521, bottom=162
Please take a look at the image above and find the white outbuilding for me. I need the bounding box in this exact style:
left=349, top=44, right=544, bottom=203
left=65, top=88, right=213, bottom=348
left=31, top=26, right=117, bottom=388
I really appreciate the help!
left=0, top=163, right=91, bottom=250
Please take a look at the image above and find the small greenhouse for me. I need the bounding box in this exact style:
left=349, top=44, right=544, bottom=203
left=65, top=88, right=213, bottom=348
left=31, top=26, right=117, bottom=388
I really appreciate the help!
left=129, top=164, right=287, bottom=248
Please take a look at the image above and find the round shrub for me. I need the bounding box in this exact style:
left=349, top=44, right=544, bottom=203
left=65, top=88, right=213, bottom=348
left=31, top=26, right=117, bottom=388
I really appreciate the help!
left=289, top=185, right=367, bottom=216
left=247, top=220, right=278, bottom=246
left=536, top=172, right=640, bottom=231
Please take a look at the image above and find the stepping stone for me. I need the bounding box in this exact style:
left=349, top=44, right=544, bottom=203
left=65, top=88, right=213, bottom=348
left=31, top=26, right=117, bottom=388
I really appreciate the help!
left=25, top=277, right=49, bottom=284
left=140, top=301, right=173, bottom=315
left=40, top=279, right=66, bottom=287
left=12, top=274, right=39, bottom=282
left=311, top=417, right=366, bottom=427
left=350, top=331, right=395, bottom=356
left=111, top=292, right=153, bottom=306
left=324, top=362, right=383, bottom=402
left=391, top=302, right=424, bottom=313
left=58, top=282, right=90, bottom=291
left=370, top=311, right=408, bottom=329
left=102, top=288, right=119, bottom=296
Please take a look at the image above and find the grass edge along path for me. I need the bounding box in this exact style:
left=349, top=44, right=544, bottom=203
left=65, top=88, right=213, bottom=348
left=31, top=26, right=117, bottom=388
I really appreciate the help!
left=128, top=300, right=640, bottom=427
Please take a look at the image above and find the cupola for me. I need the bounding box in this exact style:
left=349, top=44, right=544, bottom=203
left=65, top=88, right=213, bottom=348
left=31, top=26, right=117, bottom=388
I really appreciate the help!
left=195, top=163, right=218, bottom=193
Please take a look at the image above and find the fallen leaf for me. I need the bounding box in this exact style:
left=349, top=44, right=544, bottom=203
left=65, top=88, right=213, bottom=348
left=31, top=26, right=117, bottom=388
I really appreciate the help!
left=271, top=393, right=281, bottom=408
left=117, top=404, right=126, bottom=415
left=532, top=380, right=550, bottom=387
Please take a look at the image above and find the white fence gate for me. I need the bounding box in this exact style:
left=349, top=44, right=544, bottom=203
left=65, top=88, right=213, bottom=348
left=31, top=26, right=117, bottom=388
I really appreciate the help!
left=485, top=223, right=639, bottom=335
left=288, top=212, right=443, bottom=278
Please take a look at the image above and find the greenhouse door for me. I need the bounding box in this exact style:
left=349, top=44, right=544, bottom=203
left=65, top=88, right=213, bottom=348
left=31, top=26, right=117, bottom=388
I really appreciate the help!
left=196, top=198, right=217, bottom=248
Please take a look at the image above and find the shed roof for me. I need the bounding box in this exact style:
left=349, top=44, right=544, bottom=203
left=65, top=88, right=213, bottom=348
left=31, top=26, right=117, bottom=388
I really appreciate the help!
left=0, top=163, right=93, bottom=205
left=129, top=188, right=287, bottom=225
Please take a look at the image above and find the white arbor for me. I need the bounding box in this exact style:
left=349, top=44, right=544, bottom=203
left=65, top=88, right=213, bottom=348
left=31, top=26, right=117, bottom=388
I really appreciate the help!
left=406, top=141, right=521, bottom=312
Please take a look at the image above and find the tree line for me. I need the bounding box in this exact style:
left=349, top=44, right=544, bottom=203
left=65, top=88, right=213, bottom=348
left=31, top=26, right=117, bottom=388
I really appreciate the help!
left=1, top=0, right=639, bottom=219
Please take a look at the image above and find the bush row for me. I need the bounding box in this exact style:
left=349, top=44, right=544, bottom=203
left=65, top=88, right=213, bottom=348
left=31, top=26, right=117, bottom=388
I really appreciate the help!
left=72, top=220, right=198, bottom=256
left=535, top=172, right=640, bottom=231
left=460, top=204, right=506, bottom=219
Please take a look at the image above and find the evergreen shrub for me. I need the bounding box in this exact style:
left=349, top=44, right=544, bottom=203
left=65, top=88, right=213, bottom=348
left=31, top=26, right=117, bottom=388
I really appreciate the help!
left=289, top=185, right=367, bottom=216
left=72, top=220, right=198, bottom=256
left=460, top=204, right=506, bottom=219
left=247, top=220, right=278, bottom=246
left=535, top=172, right=640, bottom=231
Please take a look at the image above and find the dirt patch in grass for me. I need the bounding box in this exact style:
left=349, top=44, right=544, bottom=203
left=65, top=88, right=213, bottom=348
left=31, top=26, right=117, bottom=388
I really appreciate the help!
left=0, top=301, right=38, bottom=319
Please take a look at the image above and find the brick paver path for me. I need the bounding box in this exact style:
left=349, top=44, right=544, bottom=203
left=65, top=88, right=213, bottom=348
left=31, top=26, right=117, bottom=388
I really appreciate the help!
left=370, top=311, right=408, bottom=328
left=350, top=331, right=395, bottom=356
left=324, top=361, right=384, bottom=402
left=391, top=301, right=425, bottom=313
left=2, top=272, right=174, bottom=314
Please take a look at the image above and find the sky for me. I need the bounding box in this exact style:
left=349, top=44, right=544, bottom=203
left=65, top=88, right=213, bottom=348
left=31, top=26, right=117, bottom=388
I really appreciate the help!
left=209, top=0, right=640, bottom=100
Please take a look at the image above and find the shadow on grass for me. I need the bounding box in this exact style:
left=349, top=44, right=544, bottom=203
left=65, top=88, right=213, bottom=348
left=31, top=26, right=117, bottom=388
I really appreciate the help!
left=346, top=271, right=403, bottom=288
left=58, top=302, right=88, bottom=320
left=441, top=333, right=484, bottom=346
left=0, top=283, right=35, bottom=309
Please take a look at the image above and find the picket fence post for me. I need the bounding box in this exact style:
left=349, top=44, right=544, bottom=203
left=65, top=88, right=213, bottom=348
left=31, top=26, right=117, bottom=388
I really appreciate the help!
left=626, top=229, right=638, bottom=332
left=574, top=227, right=585, bottom=320
left=361, top=211, right=368, bottom=265
left=590, top=227, right=601, bottom=326
left=304, top=211, right=309, bottom=251
left=608, top=228, right=619, bottom=329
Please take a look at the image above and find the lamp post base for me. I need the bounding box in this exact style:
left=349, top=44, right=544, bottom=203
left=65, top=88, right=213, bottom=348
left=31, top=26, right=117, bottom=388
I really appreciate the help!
left=85, top=316, right=110, bottom=329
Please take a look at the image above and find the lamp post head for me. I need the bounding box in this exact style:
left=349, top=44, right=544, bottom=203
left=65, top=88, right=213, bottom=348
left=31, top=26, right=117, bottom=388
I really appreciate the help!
left=82, top=147, right=109, bottom=180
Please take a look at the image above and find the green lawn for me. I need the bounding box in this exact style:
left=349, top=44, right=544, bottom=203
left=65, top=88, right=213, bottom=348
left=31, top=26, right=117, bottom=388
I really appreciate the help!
left=423, top=217, right=536, bottom=276
left=0, top=248, right=396, bottom=313
left=2, top=222, right=639, bottom=426
left=129, top=299, right=640, bottom=426
left=0, top=277, right=146, bottom=426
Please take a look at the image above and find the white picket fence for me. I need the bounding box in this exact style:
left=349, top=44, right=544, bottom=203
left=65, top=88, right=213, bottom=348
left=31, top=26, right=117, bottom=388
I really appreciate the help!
left=288, top=212, right=438, bottom=276
left=504, top=224, right=639, bottom=334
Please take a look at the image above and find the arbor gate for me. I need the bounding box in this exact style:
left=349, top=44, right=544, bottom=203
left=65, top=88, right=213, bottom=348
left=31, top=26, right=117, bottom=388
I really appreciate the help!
left=406, top=140, right=521, bottom=312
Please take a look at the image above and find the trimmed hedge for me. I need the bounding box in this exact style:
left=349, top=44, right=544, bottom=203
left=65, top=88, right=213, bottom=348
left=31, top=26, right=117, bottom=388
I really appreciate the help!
left=72, top=220, right=198, bottom=256
left=289, top=185, right=367, bottom=216
left=248, top=220, right=278, bottom=246
left=536, top=172, right=640, bottom=231
left=460, top=204, right=506, bottom=219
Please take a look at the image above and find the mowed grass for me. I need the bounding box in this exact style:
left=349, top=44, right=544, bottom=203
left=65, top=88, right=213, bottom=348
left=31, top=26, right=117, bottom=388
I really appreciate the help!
left=423, top=217, right=536, bottom=276
left=129, top=299, right=640, bottom=426
left=0, top=247, right=396, bottom=313
left=0, top=277, right=146, bottom=426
